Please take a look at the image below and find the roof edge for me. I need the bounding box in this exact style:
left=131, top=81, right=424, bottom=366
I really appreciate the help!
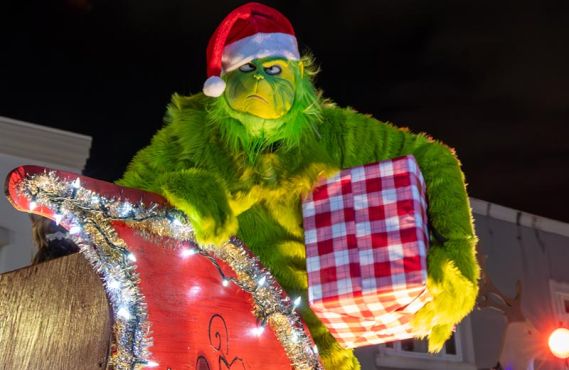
left=0, top=116, right=92, bottom=171
left=470, top=197, right=569, bottom=238
left=0, top=116, right=91, bottom=141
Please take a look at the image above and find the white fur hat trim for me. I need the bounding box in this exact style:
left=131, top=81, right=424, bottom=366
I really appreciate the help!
left=203, top=76, right=226, bottom=97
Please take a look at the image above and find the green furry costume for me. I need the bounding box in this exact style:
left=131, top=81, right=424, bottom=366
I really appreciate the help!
left=118, top=53, right=479, bottom=369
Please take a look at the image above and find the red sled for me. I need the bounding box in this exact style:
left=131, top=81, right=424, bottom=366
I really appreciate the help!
left=5, top=165, right=320, bottom=369
left=302, top=155, right=431, bottom=348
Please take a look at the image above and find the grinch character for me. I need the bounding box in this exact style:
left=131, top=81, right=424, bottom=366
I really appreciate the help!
left=118, top=3, right=479, bottom=369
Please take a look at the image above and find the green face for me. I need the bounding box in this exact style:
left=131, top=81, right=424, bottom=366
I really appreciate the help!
left=224, top=57, right=297, bottom=120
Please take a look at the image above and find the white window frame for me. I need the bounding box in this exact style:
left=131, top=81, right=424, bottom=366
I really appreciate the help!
left=375, top=320, right=477, bottom=370
left=549, top=279, right=569, bottom=323
left=380, top=325, right=463, bottom=360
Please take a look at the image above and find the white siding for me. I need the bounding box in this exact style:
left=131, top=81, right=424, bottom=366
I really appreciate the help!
left=0, top=117, right=91, bottom=273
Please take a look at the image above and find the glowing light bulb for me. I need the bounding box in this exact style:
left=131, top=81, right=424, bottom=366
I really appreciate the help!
left=54, top=214, right=63, bottom=225
left=121, top=203, right=132, bottom=217
left=107, top=279, right=120, bottom=290
left=180, top=248, right=196, bottom=258
left=313, top=345, right=319, bottom=354
left=222, top=279, right=229, bottom=287
left=69, top=225, right=81, bottom=235
left=291, top=331, right=299, bottom=343
left=127, top=253, right=137, bottom=262
left=293, top=297, right=302, bottom=308
left=117, top=306, right=131, bottom=320
left=72, top=178, right=81, bottom=188
left=258, top=276, right=266, bottom=287
left=251, top=325, right=265, bottom=337
left=549, top=327, right=569, bottom=359
left=146, top=360, right=159, bottom=367
left=29, top=201, right=37, bottom=210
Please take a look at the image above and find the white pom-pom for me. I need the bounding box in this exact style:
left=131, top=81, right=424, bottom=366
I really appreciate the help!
left=203, top=76, right=226, bottom=97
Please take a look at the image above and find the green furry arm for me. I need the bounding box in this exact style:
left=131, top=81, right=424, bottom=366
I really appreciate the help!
left=116, top=124, right=182, bottom=194
left=412, top=141, right=479, bottom=282
left=117, top=99, right=238, bottom=245
left=159, top=169, right=238, bottom=245
left=326, top=107, right=479, bottom=352
left=120, top=155, right=238, bottom=245
left=410, top=140, right=479, bottom=352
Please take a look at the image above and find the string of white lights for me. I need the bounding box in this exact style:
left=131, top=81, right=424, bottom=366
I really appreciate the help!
left=16, top=170, right=322, bottom=370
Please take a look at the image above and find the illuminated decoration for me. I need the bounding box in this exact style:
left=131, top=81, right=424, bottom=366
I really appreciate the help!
left=548, top=327, right=569, bottom=359
left=5, top=166, right=322, bottom=370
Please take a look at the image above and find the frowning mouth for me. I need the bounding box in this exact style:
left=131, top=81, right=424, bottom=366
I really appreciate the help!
left=246, top=94, right=268, bottom=103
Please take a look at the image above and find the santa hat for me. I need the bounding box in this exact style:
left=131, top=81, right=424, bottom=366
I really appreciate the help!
left=202, top=2, right=300, bottom=97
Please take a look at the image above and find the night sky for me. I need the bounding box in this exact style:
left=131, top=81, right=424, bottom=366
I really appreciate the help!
left=1, top=0, right=568, bottom=222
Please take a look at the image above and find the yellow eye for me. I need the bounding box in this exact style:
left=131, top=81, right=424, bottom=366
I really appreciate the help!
left=264, top=65, right=282, bottom=75
left=239, top=63, right=256, bottom=72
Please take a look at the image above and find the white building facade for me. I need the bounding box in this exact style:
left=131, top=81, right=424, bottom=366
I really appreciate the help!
left=0, top=116, right=91, bottom=273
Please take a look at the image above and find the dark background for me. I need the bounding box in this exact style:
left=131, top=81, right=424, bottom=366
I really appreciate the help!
left=1, top=0, right=568, bottom=222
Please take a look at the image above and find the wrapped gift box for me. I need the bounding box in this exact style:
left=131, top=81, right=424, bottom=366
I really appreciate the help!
left=302, top=155, right=432, bottom=348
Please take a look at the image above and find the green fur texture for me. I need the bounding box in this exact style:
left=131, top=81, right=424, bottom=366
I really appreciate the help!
left=118, top=58, right=479, bottom=368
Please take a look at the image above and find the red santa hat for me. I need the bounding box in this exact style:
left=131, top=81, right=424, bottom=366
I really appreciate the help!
left=202, top=2, right=300, bottom=97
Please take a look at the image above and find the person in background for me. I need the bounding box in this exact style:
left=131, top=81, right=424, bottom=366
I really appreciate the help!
left=30, top=214, right=79, bottom=264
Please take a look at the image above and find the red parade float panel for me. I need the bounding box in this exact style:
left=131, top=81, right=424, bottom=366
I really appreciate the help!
left=5, top=166, right=300, bottom=369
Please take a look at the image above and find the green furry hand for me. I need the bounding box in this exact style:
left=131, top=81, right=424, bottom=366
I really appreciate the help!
left=411, top=240, right=478, bottom=352
left=160, top=169, right=238, bottom=246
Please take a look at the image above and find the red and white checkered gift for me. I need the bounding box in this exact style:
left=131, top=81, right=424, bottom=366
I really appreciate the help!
left=302, top=155, right=432, bottom=348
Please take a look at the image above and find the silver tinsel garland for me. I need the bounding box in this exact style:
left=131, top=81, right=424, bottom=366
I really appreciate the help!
left=16, top=170, right=321, bottom=370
